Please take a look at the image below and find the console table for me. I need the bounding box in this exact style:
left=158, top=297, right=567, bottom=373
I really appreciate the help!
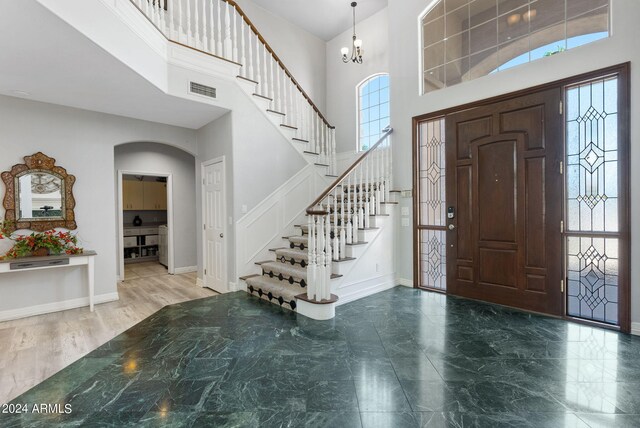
left=0, top=251, right=97, bottom=311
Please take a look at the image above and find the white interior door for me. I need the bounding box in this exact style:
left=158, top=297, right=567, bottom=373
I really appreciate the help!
left=204, top=160, right=226, bottom=292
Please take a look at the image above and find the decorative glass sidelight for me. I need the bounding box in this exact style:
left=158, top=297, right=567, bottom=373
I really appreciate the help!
left=565, top=75, right=620, bottom=325
left=418, top=118, right=447, bottom=290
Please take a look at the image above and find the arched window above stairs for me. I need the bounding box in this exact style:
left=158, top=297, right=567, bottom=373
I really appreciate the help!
left=357, top=73, right=390, bottom=152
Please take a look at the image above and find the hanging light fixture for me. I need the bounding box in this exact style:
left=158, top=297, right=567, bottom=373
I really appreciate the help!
left=341, top=2, right=363, bottom=64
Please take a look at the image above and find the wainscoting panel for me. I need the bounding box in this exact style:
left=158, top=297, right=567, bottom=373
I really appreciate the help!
left=236, top=165, right=328, bottom=278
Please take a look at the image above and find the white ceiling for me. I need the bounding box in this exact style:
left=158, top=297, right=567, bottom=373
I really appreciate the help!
left=249, top=0, right=388, bottom=41
left=0, top=0, right=228, bottom=130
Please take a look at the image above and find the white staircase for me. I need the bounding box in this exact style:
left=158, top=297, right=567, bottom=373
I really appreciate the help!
left=241, top=129, right=395, bottom=320
left=130, top=0, right=396, bottom=320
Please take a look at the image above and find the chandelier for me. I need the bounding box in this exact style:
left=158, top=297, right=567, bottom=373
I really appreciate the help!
left=341, top=2, right=363, bottom=64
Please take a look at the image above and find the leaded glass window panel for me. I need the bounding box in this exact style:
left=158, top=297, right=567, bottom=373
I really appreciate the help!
left=567, top=236, right=619, bottom=325
left=565, top=74, right=622, bottom=327
left=566, top=77, right=618, bottom=233
left=417, top=118, right=447, bottom=290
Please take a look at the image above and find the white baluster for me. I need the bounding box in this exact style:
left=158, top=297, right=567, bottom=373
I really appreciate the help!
left=186, top=0, right=192, bottom=45
left=317, top=216, right=326, bottom=302
left=346, top=173, right=353, bottom=245
left=334, top=189, right=341, bottom=260
left=216, top=0, right=223, bottom=56
left=169, top=0, right=175, bottom=40
left=262, top=45, right=269, bottom=98
left=232, top=7, right=239, bottom=62
left=331, top=128, right=337, bottom=176
left=359, top=164, right=365, bottom=229
left=255, top=34, right=262, bottom=85
left=247, top=27, right=254, bottom=80
left=388, top=139, right=393, bottom=199
left=155, top=0, right=162, bottom=27
left=224, top=2, right=232, bottom=59
left=364, top=158, right=371, bottom=229
left=288, top=77, right=294, bottom=127
left=307, top=215, right=316, bottom=300
left=268, top=59, right=276, bottom=109
left=208, top=0, right=215, bottom=53
left=271, top=62, right=282, bottom=112
left=159, top=0, right=166, bottom=35
left=143, top=0, right=150, bottom=18
left=177, top=0, right=184, bottom=43
left=283, top=71, right=290, bottom=118
left=194, top=0, right=201, bottom=48
left=349, top=172, right=361, bottom=243
left=382, top=144, right=388, bottom=203
left=240, top=19, right=247, bottom=76
left=376, top=148, right=382, bottom=214
left=324, top=212, right=332, bottom=300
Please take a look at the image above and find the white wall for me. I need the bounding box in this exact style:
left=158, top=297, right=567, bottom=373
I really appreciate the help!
left=196, top=85, right=308, bottom=287
left=326, top=8, right=390, bottom=153
left=196, top=112, right=235, bottom=284
left=114, top=142, right=197, bottom=270
left=0, top=95, right=198, bottom=316
left=388, top=0, right=640, bottom=324
left=235, top=0, right=327, bottom=111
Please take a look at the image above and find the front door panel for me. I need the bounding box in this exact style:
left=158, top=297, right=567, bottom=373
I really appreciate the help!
left=445, top=89, right=564, bottom=315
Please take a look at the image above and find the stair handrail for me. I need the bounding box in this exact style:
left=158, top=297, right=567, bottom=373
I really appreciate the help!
left=223, top=0, right=333, bottom=129
left=306, top=127, right=393, bottom=215
left=305, top=127, right=393, bottom=302
left=130, top=0, right=336, bottom=170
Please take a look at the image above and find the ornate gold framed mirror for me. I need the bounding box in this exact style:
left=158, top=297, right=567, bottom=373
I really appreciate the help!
left=1, top=152, right=77, bottom=232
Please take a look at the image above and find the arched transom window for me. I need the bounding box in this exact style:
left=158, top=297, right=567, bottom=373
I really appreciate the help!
left=358, top=74, right=390, bottom=152
left=420, top=0, right=610, bottom=94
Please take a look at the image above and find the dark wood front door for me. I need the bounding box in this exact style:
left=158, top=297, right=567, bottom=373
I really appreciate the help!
left=445, top=89, right=564, bottom=315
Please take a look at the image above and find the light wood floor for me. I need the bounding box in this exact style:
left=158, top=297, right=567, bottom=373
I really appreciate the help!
left=0, top=263, right=216, bottom=404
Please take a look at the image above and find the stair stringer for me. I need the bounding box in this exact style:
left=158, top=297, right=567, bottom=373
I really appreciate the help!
left=235, top=78, right=330, bottom=170
left=331, top=205, right=398, bottom=305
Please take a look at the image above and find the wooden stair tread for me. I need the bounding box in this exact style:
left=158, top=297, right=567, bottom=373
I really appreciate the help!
left=253, top=93, right=273, bottom=101
left=280, top=124, right=298, bottom=130
left=266, top=109, right=285, bottom=116
left=239, top=274, right=260, bottom=281
left=237, top=75, right=259, bottom=84
left=314, top=163, right=329, bottom=167
left=292, top=138, right=309, bottom=143
left=304, top=151, right=320, bottom=155
left=269, top=247, right=287, bottom=252
left=334, top=257, right=356, bottom=263
left=346, top=241, right=368, bottom=246
left=254, top=260, right=273, bottom=265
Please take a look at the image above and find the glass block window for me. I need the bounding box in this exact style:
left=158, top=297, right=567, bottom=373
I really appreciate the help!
left=420, top=0, right=610, bottom=94
left=417, top=118, right=447, bottom=290
left=358, top=74, right=390, bottom=152
left=565, top=75, right=621, bottom=326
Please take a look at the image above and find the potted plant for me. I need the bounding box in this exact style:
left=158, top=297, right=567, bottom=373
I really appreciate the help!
left=0, top=220, right=83, bottom=260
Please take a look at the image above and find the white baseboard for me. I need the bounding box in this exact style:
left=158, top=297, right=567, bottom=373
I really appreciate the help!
left=632, top=322, right=640, bottom=336
left=337, top=273, right=397, bottom=306
left=397, top=278, right=413, bottom=288
left=0, top=292, right=120, bottom=322
left=174, top=266, right=197, bottom=274
left=196, top=278, right=205, bottom=288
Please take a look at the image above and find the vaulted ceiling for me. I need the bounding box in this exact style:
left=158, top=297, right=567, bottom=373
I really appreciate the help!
left=247, top=0, right=388, bottom=41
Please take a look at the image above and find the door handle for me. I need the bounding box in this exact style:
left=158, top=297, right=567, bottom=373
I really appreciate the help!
left=448, top=224, right=456, bottom=230
left=219, top=233, right=224, bottom=238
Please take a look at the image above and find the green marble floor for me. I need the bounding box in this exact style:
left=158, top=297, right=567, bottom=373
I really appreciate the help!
left=4, top=287, right=640, bottom=427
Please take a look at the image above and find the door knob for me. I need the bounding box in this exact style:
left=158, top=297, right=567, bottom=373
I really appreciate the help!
left=448, top=224, right=456, bottom=230
left=220, top=233, right=224, bottom=238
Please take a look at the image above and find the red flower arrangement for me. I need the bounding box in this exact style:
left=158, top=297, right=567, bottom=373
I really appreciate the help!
left=0, top=220, right=83, bottom=260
